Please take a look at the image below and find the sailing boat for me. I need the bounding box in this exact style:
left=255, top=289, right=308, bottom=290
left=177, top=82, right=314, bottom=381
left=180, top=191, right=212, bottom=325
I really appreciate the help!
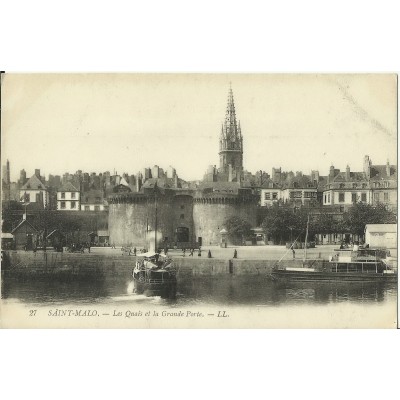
left=132, top=183, right=177, bottom=297
left=271, top=215, right=397, bottom=282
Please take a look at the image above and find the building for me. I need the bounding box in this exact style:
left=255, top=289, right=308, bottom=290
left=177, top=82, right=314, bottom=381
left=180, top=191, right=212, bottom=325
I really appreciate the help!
left=19, top=172, right=49, bottom=209
left=81, top=189, right=108, bottom=211
left=322, top=165, right=370, bottom=211
left=364, top=224, right=397, bottom=249
left=260, top=171, right=321, bottom=208
left=322, top=157, right=397, bottom=213
left=11, top=217, right=39, bottom=250
left=366, top=157, right=397, bottom=213
left=1, top=232, right=14, bottom=249
left=57, top=182, right=80, bottom=211
left=260, top=179, right=282, bottom=207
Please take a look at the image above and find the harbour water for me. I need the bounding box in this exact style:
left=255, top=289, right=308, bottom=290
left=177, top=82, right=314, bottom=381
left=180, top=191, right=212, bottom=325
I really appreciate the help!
left=1, top=273, right=397, bottom=328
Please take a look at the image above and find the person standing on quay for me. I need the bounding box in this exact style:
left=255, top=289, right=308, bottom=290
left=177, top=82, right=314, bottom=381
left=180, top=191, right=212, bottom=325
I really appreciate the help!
left=233, top=249, right=237, bottom=258
left=208, top=250, right=212, bottom=258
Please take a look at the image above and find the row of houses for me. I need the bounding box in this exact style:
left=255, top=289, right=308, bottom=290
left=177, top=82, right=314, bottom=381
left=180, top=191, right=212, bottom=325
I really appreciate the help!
left=261, top=156, right=397, bottom=212
left=19, top=175, right=108, bottom=211
left=13, top=155, right=398, bottom=214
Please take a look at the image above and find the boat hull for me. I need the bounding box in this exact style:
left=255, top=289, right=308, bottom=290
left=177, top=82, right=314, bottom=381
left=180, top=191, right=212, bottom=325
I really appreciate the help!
left=271, top=269, right=397, bottom=283
left=133, top=277, right=177, bottom=298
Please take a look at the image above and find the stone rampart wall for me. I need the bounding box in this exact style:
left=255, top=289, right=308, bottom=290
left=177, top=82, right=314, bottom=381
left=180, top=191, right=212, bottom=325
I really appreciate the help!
left=2, top=251, right=322, bottom=277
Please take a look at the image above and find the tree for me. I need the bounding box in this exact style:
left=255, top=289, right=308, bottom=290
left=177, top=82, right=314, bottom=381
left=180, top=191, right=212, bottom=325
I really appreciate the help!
left=343, top=203, right=397, bottom=237
left=223, top=216, right=252, bottom=245
left=261, top=204, right=302, bottom=244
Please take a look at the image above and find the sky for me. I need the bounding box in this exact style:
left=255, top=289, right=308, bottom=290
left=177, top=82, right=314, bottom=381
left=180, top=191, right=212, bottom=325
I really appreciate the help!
left=1, top=73, right=397, bottom=182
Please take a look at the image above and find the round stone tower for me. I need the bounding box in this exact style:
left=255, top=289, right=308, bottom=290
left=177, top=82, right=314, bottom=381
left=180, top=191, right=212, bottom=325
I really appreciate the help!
left=192, top=192, right=258, bottom=246
left=108, top=189, right=194, bottom=248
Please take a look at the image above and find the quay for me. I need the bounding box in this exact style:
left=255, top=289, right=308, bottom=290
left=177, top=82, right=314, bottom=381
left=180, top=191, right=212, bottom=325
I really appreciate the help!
left=1, top=245, right=342, bottom=278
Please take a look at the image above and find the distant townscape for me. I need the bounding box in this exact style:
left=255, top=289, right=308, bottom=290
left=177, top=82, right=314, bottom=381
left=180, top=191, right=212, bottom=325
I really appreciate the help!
left=1, top=87, right=397, bottom=251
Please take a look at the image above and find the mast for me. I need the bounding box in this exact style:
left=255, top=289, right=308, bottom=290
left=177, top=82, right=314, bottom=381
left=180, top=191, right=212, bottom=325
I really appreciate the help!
left=154, top=187, right=157, bottom=253
left=303, top=214, right=310, bottom=263
left=154, top=182, right=158, bottom=253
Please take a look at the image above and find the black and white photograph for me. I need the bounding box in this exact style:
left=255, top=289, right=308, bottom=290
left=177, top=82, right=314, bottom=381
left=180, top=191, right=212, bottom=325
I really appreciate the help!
left=1, top=73, right=397, bottom=328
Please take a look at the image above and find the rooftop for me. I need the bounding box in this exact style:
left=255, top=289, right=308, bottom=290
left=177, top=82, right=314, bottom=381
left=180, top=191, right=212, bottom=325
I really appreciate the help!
left=20, top=174, right=47, bottom=191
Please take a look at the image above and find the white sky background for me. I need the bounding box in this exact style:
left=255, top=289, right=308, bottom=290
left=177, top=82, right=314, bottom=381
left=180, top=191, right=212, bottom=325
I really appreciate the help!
left=2, top=73, right=397, bottom=182
left=1, top=1, right=400, bottom=399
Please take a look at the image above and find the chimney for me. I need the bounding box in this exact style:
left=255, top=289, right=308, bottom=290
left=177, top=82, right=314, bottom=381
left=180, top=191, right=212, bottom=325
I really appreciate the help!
left=35, top=169, right=41, bottom=179
left=386, top=160, right=390, bottom=177
left=136, top=173, right=142, bottom=192
left=363, top=155, right=371, bottom=179
left=345, top=165, right=350, bottom=181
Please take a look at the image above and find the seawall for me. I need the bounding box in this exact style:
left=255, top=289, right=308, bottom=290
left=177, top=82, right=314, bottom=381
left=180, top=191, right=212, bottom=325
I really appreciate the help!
left=1, top=251, right=324, bottom=278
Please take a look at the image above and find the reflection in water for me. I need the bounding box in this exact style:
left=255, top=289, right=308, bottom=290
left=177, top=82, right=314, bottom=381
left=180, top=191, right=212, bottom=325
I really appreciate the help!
left=1, top=274, right=396, bottom=307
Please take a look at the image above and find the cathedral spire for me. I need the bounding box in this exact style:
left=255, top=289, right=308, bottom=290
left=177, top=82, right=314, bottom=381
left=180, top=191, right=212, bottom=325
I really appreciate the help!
left=218, top=85, right=243, bottom=179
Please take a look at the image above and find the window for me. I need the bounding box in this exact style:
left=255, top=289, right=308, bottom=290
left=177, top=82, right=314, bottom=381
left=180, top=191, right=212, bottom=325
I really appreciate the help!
left=71, top=192, right=76, bottom=199
left=25, top=193, right=30, bottom=202
left=374, top=193, right=380, bottom=202
left=71, top=201, right=76, bottom=209
left=94, top=205, right=100, bottom=211
left=352, top=183, right=357, bottom=189
left=362, top=183, right=367, bottom=189
left=61, top=201, right=66, bottom=209
left=324, top=195, right=326, bottom=203
left=290, top=191, right=302, bottom=199
left=384, top=182, right=390, bottom=188
left=328, top=194, right=330, bottom=203
left=180, top=204, right=185, bottom=209
left=272, top=192, right=278, bottom=200
left=36, top=193, right=41, bottom=202
left=180, top=214, right=185, bottom=219
left=84, top=206, right=90, bottom=211
left=95, top=197, right=101, bottom=203
left=339, top=193, right=345, bottom=202
left=61, top=192, right=65, bottom=199
left=339, top=184, right=345, bottom=189
left=384, top=193, right=389, bottom=202
left=264, top=193, right=270, bottom=200
left=361, top=193, right=367, bottom=202
left=351, top=193, right=357, bottom=203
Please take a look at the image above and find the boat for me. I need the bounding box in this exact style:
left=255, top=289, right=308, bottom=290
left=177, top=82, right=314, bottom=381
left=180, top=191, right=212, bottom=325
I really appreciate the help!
left=132, top=251, right=177, bottom=298
left=271, top=246, right=397, bottom=282
left=271, top=215, right=397, bottom=282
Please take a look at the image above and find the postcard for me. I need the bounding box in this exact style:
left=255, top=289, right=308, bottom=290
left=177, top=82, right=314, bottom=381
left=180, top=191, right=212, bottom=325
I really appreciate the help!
left=1, top=73, right=397, bottom=328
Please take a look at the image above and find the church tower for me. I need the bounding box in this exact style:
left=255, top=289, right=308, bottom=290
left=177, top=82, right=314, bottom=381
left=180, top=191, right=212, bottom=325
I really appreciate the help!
left=218, top=85, right=243, bottom=181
